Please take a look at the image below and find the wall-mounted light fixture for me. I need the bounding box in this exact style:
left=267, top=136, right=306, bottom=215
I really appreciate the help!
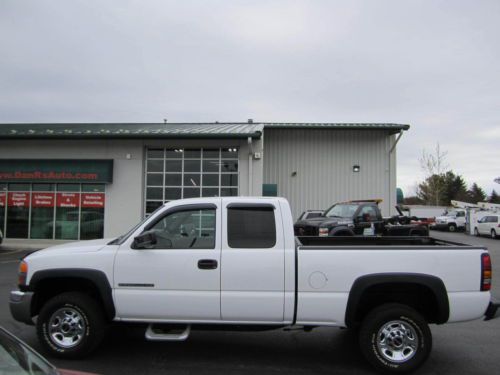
left=353, top=165, right=360, bottom=173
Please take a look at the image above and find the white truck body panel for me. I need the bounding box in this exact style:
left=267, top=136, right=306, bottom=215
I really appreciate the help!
left=219, top=198, right=286, bottom=322
left=296, top=249, right=488, bottom=325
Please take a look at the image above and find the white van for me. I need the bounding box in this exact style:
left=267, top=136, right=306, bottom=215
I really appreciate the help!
left=474, top=214, right=500, bottom=238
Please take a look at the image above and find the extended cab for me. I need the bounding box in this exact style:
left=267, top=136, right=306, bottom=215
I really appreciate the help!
left=294, top=200, right=429, bottom=237
left=10, top=197, right=499, bottom=373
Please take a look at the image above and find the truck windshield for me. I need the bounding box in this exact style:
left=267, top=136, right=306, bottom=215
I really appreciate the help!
left=109, top=205, right=164, bottom=245
left=325, top=204, right=358, bottom=218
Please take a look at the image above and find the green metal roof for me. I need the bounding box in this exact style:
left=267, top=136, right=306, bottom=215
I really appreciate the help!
left=0, top=122, right=409, bottom=139
left=0, top=123, right=264, bottom=139
left=264, top=123, right=409, bottom=134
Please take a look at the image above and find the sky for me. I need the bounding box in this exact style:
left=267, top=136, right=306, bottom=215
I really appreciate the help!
left=0, top=0, right=499, bottom=197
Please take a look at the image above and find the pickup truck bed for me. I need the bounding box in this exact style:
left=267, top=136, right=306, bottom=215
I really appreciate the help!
left=295, top=236, right=489, bottom=326
left=9, top=197, right=498, bottom=374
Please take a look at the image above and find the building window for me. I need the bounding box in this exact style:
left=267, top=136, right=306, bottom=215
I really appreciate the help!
left=0, top=183, right=105, bottom=240
left=145, top=148, right=239, bottom=215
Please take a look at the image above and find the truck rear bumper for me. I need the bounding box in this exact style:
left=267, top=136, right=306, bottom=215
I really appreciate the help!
left=9, top=291, right=34, bottom=325
left=484, top=300, right=500, bottom=321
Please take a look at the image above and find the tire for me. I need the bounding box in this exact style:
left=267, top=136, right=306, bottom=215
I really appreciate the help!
left=447, top=224, right=457, bottom=232
left=36, top=292, right=107, bottom=358
left=474, top=228, right=480, bottom=237
left=359, top=303, right=432, bottom=374
left=492, top=229, right=497, bottom=239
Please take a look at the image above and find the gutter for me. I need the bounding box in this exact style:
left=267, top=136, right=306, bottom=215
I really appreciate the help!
left=0, top=132, right=263, bottom=140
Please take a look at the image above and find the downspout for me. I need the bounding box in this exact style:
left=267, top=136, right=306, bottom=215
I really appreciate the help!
left=248, top=137, right=253, bottom=196
left=389, top=130, right=404, bottom=154
left=389, top=130, right=404, bottom=214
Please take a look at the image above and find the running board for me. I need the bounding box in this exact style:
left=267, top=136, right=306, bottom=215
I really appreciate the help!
left=145, top=324, right=191, bottom=341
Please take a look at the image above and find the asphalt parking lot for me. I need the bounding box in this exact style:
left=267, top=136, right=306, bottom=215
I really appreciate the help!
left=1, top=231, right=499, bottom=375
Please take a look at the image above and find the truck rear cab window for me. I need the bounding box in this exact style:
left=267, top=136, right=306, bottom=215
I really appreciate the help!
left=227, top=207, right=276, bottom=248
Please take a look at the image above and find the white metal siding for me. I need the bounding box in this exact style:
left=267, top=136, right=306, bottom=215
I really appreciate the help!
left=263, top=129, right=396, bottom=219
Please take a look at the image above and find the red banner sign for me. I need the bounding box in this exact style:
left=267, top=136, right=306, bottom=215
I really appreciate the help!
left=0, top=192, right=5, bottom=207
left=56, top=193, right=80, bottom=208
left=8, top=192, right=30, bottom=207
left=32, top=193, right=55, bottom=208
left=81, top=193, right=105, bottom=208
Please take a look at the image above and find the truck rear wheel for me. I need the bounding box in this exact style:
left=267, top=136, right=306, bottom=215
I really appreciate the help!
left=359, top=303, right=432, bottom=373
left=36, top=292, right=107, bottom=358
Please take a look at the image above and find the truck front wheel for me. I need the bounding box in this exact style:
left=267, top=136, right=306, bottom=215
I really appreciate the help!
left=36, top=292, right=107, bottom=358
left=359, top=303, right=432, bottom=373
left=448, top=224, right=457, bottom=232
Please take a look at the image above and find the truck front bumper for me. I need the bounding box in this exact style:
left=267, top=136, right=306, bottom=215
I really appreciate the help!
left=9, top=291, right=34, bottom=325
left=484, top=299, right=500, bottom=321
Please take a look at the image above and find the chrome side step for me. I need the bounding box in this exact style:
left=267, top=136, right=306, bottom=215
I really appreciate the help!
left=145, top=324, right=191, bottom=341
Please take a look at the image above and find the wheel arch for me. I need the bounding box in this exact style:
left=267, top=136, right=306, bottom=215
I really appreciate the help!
left=329, top=226, right=355, bottom=236
left=28, top=269, right=115, bottom=321
left=345, top=273, right=449, bottom=327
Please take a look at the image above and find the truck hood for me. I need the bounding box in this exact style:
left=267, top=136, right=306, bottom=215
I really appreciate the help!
left=26, top=238, right=112, bottom=259
left=295, top=217, right=353, bottom=227
left=435, top=216, right=453, bottom=221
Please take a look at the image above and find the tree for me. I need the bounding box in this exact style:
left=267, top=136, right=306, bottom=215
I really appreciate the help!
left=417, top=170, right=469, bottom=206
left=419, top=143, right=449, bottom=206
left=441, top=171, right=468, bottom=204
left=467, top=183, right=487, bottom=203
left=490, top=190, right=500, bottom=204
left=417, top=174, right=446, bottom=205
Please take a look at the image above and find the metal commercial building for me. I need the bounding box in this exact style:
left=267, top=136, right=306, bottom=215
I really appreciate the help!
left=0, top=122, right=408, bottom=242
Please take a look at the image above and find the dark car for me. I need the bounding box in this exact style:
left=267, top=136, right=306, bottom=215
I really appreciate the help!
left=0, top=326, right=97, bottom=375
left=294, top=200, right=428, bottom=237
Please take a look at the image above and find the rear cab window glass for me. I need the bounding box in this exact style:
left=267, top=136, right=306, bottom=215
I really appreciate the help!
left=227, top=206, right=276, bottom=248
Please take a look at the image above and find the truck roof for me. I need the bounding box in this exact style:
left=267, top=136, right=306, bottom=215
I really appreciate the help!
left=159, top=196, right=290, bottom=207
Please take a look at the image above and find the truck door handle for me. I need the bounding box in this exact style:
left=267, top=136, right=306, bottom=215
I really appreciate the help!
left=197, top=259, right=218, bottom=270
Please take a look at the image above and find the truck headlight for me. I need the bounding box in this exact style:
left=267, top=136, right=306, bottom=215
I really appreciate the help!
left=319, top=228, right=329, bottom=237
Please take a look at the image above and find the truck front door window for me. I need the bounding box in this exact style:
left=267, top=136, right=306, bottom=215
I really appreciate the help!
left=150, top=209, right=216, bottom=249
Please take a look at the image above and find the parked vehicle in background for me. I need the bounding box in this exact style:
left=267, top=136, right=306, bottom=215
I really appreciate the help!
left=10, top=196, right=497, bottom=373
left=294, top=200, right=429, bottom=237
left=0, top=228, right=3, bottom=245
left=432, top=209, right=466, bottom=232
left=0, top=326, right=96, bottom=375
left=297, top=210, right=324, bottom=220
left=474, top=215, right=500, bottom=239
left=400, top=205, right=447, bottom=221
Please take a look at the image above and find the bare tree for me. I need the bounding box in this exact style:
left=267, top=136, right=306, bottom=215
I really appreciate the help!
left=418, top=143, right=449, bottom=205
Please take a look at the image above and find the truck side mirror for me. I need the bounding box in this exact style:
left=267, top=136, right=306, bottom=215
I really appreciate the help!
left=133, top=230, right=158, bottom=249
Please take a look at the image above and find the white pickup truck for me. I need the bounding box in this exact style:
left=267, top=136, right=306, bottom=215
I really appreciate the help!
left=10, top=197, right=499, bottom=373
